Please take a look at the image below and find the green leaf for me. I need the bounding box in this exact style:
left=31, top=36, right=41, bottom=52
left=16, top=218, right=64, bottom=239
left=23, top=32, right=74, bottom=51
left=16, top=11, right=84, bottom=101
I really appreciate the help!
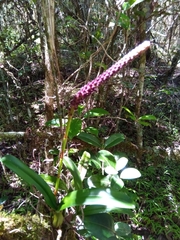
left=87, top=175, right=111, bottom=188
left=49, top=148, right=59, bottom=156
left=116, top=157, right=128, bottom=171
left=96, top=150, right=116, bottom=168
left=118, top=13, right=130, bottom=29
left=0, top=196, right=8, bottom=205
left=84, top=127, right=99, bottom=136
left=84, top=108, right=109, bottom=118
left=58, top=188, right=135, bottom=211
left=104, top=133, right=125, bottom=149
left=77, top=132, right=102, bottom=148
left=63, top=156, right=83, bottom=190
left=111, top=175, right=124, bottom=189
left=78, top=105, right=84, bottom=115
left=84, top=205, right=133, bottom=216
left=68, top=118, right=82, bottom=139
left=45, top=118, right=60, bottom=127
left=120, top=168, right=141, bottom=179
left=122, top=2, right=131, bottom=11
left=84, top=213, right=115, bottom=239
left=78, top=151, right=91, bottom=181
left=138, top=115, right=156, bottom=121
left=130, top=0, right=145, bottom=9
left=0, top=155, right=58, bottom=210
left=105, top=166, right=117, bottom=175
left=94, top=62, right=108, bottom=70
left=40, top=174, right=68, bottom=191
left=114, top=222, right=131, bottom=237
left=113, top=152, right=128, bottom=161
left=138, top=120, right=151, bottom=126
left=122, top=107, right=136, bottom=120
left=90, top=157, right=101, bottom=169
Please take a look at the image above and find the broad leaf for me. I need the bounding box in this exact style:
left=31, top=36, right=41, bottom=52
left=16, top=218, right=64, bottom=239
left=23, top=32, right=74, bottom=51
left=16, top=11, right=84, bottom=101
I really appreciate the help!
left=90, top=157, right=101, bottom=169
left=105, top=166, right=117, bottom=175
left=138, top=115, right=156, bottom=121
left=78, top=151, right=91, bottom=181
left=110, top=175, right=124, bottom=189
left=113, top=152, right=128, bottom=161
left=68, top=118, right=82, bottom=139
left=120, top=168, right=141, bottom=179
left=138, top=120, right=151, bottom=126
left=114, top=222, right=131, bottom=237
left=118, top=13, right=130, bottom=29
left=116, top=157, right=128, bottom=171
left=84, top=127, right=99, bottom=136
left=77, top=132, right=102, bottom=148
left=40, top=174, right=68, bottom=191
left=84, top=205, right=134, bottom=216
left=84, top=213, right=115, bottom=239
left=87, top=175, right=110, bottom=188
left=63, top=156, right=83, bottom=190
left=96, top=150, right=116, bottom=168
left=104, top=133, right=125, bottom=149
left=84, top=108, right=109, bottom=118
left=58, top=188, right=135, bottom=211
left=0, top=155, right=58, bottom=210
left=122, top=2, right=131, bottom=11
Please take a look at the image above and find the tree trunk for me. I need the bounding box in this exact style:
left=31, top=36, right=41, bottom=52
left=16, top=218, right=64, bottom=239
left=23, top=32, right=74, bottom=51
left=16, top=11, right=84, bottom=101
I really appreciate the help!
left=35, top=0, right=63, bottom=159
left=135, top=4, right=147, bottom=166
left=39, top=0, right=62, bottom=121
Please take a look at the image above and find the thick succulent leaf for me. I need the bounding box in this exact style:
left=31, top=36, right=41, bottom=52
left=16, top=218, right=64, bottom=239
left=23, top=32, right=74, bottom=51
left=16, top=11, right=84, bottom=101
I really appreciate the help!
left=58, top=188, right=135, bottom=211
left=0, top=155, right=58, bottom=210
left=104, top=133, right=125, bottom=149
left=84, top=213, right=115, bottom=239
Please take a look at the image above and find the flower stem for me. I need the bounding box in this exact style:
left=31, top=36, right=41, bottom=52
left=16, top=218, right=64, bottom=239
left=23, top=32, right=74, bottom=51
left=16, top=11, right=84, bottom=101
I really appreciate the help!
left=54, top=107, right=75, bottom=195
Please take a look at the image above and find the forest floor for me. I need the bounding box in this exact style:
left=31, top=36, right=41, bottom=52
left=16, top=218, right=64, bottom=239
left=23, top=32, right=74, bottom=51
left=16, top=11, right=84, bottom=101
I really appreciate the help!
left=0, top=59, right=180, bottom=239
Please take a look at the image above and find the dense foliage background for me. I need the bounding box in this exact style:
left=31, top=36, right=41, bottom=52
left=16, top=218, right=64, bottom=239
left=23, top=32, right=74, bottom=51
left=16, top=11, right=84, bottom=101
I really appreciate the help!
left=0, top=0, right=180, bottom=239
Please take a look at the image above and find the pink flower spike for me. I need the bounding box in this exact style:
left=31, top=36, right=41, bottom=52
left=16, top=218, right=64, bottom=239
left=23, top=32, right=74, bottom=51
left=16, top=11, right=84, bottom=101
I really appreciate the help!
left=70, top=41, right=150, bottom=108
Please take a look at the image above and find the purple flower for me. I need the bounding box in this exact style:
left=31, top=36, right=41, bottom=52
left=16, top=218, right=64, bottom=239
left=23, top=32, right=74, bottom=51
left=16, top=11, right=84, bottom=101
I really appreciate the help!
left=71, top=41, right=150, bottom=109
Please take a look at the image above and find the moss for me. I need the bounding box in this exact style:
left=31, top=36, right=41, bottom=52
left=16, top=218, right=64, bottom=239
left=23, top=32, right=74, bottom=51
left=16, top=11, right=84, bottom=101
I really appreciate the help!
left=0, top=211, right=52, bottom=240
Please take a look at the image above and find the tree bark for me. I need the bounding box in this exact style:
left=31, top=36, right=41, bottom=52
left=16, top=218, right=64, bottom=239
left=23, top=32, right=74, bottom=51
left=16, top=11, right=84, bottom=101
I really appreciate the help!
left=40, top=0, right=62, bottom=121
left=135, top=4, right=147, bottom=166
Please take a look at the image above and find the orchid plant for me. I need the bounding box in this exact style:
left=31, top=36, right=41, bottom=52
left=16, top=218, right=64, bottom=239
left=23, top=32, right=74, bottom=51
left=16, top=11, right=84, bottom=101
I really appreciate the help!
left=0, top=41, right=150, bottom=239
